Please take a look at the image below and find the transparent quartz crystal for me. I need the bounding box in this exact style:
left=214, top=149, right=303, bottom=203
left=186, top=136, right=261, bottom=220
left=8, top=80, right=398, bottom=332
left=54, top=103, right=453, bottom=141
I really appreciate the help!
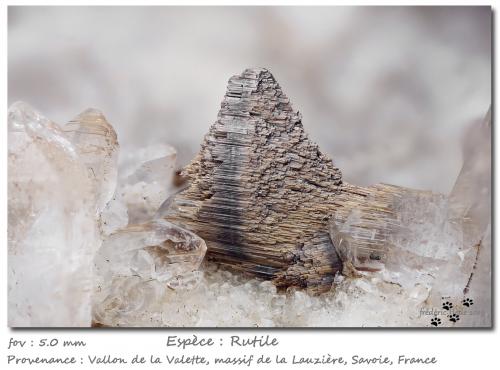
left=100, top=194, right=129, bottom=235
left=8, top=102, right=98, bottom=327
left=121, top=145, right=177, bottom=223
left=63, top=109, right=119, bottom=214
left=448, top=107, right=491, bottom=245
left=385, top=191, right=468, bottom=296
left=100, top=144, right=177, bottom=234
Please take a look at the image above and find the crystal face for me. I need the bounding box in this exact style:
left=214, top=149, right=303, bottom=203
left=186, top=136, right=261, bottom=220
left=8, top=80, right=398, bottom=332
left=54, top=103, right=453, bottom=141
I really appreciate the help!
left=8, top=102, right=98, bottom=327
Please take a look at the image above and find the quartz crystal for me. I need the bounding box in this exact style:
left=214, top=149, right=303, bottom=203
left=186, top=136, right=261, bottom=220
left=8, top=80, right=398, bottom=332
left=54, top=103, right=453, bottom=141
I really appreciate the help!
left=8, top=102, right=98, bottom=326
left=99, top=144, right=177, bottom=234
left=448, top=107, right=491, bottom=248
left=96, top=219, right=206, bottom=283
left=63, top=108, right=119, bottom=214
left=384, top=191, right=468, bottom=297
left=121, top=144, right=176, bottom=223
left=447, top=107, right=491, bottom=324
left=93, top=219, right=207, bottom=326
left=327, top=184, right=488, bottom=325
left=100, top=194, right=129, bottom=235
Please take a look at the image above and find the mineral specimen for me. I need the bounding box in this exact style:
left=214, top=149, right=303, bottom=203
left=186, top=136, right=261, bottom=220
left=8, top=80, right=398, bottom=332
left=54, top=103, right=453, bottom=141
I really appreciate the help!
left=8, top=102, right=98, bottom=326
left=9, top=68, right=491, bottom=328
left=163, top=68, right=345, bottom=293
left=163, top=67, right=492, bottom=304
left=161, top=68, right=417, bottom=293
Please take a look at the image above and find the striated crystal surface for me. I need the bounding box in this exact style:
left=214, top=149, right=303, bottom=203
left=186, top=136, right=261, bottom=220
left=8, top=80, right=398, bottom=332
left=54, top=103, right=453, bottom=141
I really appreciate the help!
left=8, top=102, right=98, bottom=327
left=63, top=108, right=119, bottom=213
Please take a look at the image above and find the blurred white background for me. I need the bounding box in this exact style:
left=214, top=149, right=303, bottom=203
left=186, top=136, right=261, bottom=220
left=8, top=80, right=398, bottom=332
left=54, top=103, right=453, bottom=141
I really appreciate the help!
left=8, top=6, right=491, bottom=193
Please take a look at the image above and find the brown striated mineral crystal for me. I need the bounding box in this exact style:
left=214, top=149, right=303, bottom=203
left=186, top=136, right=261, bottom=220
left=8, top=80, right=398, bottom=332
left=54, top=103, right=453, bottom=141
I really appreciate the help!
left=162, top=68, right=413, bottom=293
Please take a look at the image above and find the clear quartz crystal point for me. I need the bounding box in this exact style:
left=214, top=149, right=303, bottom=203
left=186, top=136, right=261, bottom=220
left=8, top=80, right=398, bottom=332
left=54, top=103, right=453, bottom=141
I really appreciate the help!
left=63, top=108, right=119, bottom=213
left=8, top=102, right=98, bottom=327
